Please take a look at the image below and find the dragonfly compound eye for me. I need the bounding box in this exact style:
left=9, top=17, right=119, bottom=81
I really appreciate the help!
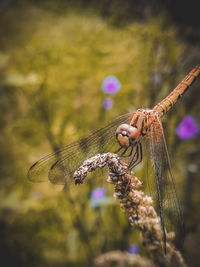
left=116, top=124, right=140, bottom=147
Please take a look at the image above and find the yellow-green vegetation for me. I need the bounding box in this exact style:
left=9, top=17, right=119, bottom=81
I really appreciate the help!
left=0, top=1, right=199, bottom=267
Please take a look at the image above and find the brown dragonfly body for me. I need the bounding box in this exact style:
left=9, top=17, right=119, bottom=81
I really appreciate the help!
left=114, top=65, right=199, bottom=253
left=28, top=65, right=200, bottom=254
left=131, top=65, right=200, bottom=132
left=153, top=65, right=200, bottom=116
left=115, top=65, right=200, bottom=149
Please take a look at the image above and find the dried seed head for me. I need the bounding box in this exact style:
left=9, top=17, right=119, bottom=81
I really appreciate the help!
left=73, top=152, right=185, bottom=266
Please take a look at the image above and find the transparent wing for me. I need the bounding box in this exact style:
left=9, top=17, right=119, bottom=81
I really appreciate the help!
left=147, top=117, right=184, bottom=241
left=28, top=113, right=132, bottom=185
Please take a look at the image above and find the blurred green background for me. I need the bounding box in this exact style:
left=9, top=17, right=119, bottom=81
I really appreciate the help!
left=0, top=1, right=200, bottom=266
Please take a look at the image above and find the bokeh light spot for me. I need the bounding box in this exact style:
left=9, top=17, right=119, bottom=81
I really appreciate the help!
left=102, top=75, right=121, bottom=94
left=128, top=244, right=139, bottom=255
left=176, top=115, right=199, bottom=141
left=90, top=188, right=106, bottom=208
left=103, top=98, right=113, bottom=110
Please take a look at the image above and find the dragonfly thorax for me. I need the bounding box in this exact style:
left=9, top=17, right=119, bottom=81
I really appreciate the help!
left=116, top=124, right=140, bottom=148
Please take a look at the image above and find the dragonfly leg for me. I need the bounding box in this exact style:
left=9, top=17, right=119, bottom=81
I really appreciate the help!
left=114, top=146, right=123, bottom=154
left=128, top=146, right=134, bottom=157
left=119, top=147, right=128, bottom=158
left=133, top=142, right=143, bottom=168
left=137, top=142, right=143, bottom=165
left=129, top=142, right=143, bottom=170
left=120, top=145, right=135, bottom=158
left=118, top=143, right=137, bottom=158
left=128, top=146, right=138, bottom=168
left=129, top=144, right=139, bottom=170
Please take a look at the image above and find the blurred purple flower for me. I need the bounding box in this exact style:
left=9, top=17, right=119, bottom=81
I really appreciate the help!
left=128, top=244, right=139, bottom=255
left=176, top=115, right=199, bottom=141
left=91, top=188, right=106, bottom=200
left=90, top=188, right=106, bottom=208
left=103, top=98, right=113, bottom=110
left=102, top=75, right=121, bottom=94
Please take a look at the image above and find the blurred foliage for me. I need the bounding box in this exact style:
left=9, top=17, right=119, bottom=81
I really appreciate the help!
left=0, top=1, right=200, bottom=267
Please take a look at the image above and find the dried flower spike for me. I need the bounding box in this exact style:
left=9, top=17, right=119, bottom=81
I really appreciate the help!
left=74, top=153, right=187, bottom=267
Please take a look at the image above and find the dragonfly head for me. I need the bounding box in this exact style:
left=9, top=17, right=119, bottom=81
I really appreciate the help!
left=116, top=124, right=140, bottom=148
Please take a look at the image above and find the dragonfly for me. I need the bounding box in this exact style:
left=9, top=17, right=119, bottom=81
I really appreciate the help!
left=28, top=65, right=200, bottom=253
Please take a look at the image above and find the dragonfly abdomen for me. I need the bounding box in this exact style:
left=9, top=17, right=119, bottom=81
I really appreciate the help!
left=153, top=64, right=200, bottom=117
